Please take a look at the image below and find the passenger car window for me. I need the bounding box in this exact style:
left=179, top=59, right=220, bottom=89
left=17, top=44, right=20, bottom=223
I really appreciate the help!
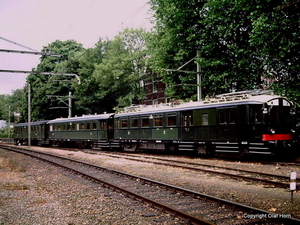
left=121, top=118, right=128, bottom=128
left=154, top=114, right=163, bottom=127
left=142, top=116, right=150, bottom=127
left=131, top=117, right=138, bottom=128
left=202, top=113, right=208, bottom=125
left=167, top=113, right=177, bottom=126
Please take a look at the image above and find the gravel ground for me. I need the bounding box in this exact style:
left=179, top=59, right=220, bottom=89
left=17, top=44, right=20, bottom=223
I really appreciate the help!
left=1, top=146, right=300, bottom=224
left=0, top=149, right=186, bottom=225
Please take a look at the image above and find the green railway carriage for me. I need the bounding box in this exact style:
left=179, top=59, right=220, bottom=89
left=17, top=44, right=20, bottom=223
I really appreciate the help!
left=14, top=120, right=49, bottom=146
left=113, top=91, right=295, bottom=155
left=47, top=113, right=114, bottom=148
left=12, top=90, right=297, bottom=157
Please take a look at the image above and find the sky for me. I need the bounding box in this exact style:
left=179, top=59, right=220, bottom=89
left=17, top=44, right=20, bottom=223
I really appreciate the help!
left=0, top=0, right=153, bottom=95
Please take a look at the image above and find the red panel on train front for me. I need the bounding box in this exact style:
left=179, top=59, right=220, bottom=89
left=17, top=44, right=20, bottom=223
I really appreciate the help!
left=262, top=134, right=293, bottom=141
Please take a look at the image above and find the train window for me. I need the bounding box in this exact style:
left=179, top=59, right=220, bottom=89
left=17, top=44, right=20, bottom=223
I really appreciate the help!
left=86, top=123, right=91, bottom=130
left=100, top=121, right=107, bottom=129
left=80, top=123, right=85, bottom=130
left=130, top=117, right=138, bottom=128
left=182, top=112, right=193, bottom=126
left=154, top=114, right=163, bottom=127
left=202, top=113, right=209, bottom=125
left=142, top=115, right=150, bottom=127
left=72, top=123, right=76, bottom=131
left=167, top=113, right=177, bottom=126
left=228, top=109, right=236, bottom=124
left=250, top=105, right=262, bottom=124
left=92, top=123, right=97, bottom=130
left=114, top=119, right=119, bottom=129
left=218, top=111, right=225, bottom=124
left=121, top=118, right=128, bottom=128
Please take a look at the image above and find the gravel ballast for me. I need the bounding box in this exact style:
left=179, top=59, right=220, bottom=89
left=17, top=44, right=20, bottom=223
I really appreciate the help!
left=1, top=146, right=300, bottom=224
left=0, top=149, right=186, bottom=225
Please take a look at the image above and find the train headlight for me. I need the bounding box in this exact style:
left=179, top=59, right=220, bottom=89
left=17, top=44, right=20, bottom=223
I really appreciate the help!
left=271, top=129, right=275, bottom=134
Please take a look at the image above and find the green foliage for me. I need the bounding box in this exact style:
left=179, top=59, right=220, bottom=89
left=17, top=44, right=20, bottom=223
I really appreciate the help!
left=7, top=1, right=300, bottom=122
left=74, top=38, right=112, bottom=114
left=249, top=0, right=300, bottom=105
left=148, top=0, right=205, bottom=99
left=0, top=89, right=24, bottom=123
left=21, top=40, right=84, bottom=121
left=92, top=29, right=148, bottom=109
left=13, top=29, right=150, bottom=122
left=149, top=0, right=300, bottom=103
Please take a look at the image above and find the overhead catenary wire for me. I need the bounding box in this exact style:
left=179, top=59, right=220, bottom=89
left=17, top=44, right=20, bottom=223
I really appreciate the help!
left=0, top=36, right=40, bottom=52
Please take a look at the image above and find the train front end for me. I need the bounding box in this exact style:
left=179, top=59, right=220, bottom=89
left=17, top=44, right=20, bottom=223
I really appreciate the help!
left=261, top=97, right=296, bottom=153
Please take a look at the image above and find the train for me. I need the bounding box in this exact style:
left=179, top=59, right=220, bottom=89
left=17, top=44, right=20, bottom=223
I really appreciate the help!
left=14, top=90, right=299, bottom=157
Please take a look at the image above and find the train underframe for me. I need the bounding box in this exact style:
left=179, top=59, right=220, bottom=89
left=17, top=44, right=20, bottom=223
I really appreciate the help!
left=115, top=138, right=296, bottom=158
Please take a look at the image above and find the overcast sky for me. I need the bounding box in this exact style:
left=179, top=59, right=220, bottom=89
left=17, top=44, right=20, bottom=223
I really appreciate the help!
left=0, top=0, right=153, bottom=95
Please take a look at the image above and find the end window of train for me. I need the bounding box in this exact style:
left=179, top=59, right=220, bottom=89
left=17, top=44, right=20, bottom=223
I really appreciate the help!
left=268, top=98, right=292, bottom=124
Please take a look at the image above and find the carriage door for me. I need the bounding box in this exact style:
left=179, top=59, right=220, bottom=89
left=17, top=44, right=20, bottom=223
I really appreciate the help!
left=181, top=111, right=194, bottom=140
left=217, top=107, right=237, bottom=141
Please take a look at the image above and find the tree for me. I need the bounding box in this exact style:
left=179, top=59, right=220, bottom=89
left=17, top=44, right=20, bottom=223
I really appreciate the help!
left=92, top=29, right=149, bottom=110
left=21, top=40, right=84, bottom=121
left=149, top=0, right=300, bottom=103
left=197, top=0, right=263, bottom=96
left=148, top=0, right=205, bottom=100
left=0, top=89, right=24, bottom=123
left=250, top=0, right=300, bottom=105
left=74, top=38, right=112, bottom=114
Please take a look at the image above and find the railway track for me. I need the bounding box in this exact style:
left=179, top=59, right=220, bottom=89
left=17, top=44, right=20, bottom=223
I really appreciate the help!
left=86, top=150, right=300, bottom=190
left=1, top=145, right=299, bottom=225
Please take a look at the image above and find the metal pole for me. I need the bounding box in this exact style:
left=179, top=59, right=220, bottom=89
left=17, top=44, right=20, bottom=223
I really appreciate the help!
left=28, top=84, right=31, bottom=147
left=8, top=106, right=10, bottom=138
left=68, top=92, right=72, bottom=118
left=197, top=50, right=202, bottom=101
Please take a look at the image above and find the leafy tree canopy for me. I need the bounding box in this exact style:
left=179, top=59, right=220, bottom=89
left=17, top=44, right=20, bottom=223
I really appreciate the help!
left=21, top=40, right=84, bottom=121
left=149, top=0, right=300, bottom=104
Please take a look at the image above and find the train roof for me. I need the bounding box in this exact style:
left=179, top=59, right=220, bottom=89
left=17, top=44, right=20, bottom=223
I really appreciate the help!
left=47, top=113, right=114, bottom=124
left=115, top=92, right=292, bottom=117
left=14, top=120, right=49, bottom=127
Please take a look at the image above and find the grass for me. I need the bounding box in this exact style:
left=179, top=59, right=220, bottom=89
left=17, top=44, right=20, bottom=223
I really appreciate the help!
left=0, top=157, right=26, bottom=172
left=1, top=183, right=28, bottom=190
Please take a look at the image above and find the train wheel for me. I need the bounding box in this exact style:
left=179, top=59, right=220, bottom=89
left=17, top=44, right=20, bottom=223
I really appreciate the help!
left=84, top=142, right=93, bottom=149
left=196, top=143, right=214, bottom=156
left=122, top=143, right=139, bottom=152
left=166, top=144, right=177, bottom=154
left=57, top=142, right=63, bottom=147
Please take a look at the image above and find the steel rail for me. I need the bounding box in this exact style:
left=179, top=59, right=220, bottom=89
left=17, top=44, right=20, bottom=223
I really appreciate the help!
left=0, top=145, right=213, bottom=225
left=1, top=145, right=300, bottom=224
left=93, top=152, right=295, bottom=189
